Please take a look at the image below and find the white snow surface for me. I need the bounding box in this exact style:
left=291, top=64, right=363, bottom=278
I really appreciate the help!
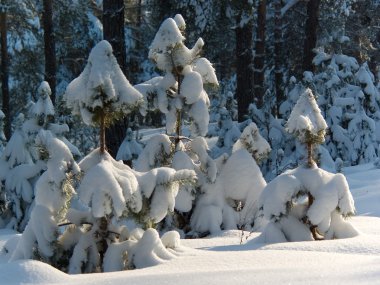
left=2, top=163, right=380, bottom=284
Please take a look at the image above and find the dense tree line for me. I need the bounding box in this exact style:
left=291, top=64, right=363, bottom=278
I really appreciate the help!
left=0, top=0, right=379, bottom=156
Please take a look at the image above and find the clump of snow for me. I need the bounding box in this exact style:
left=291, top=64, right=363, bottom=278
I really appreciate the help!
left=149, top=18, right=184, bottom=55
left=116, top=128, right=143, bottom=162
left=31, top=81, right=55, bottom=120
left=191, top=149, right=267, bottom=234
left=134, top=134, right=172, bottom=171
left=193, top=58, right=218, bottom=85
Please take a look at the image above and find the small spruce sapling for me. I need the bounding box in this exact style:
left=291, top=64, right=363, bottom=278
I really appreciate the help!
left=134, top=15, right=218, bottom=231
left=259, top=89, right=357, bottom=242
left=135, top=14, right=218, bottom=146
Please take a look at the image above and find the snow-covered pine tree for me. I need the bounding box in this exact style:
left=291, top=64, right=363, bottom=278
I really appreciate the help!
left=10, top=129, right=80, bottom=264
left=64, top=40, right=143, bottom=155
left=135, top=14, right=218, bottom=144
left=134, top=15, right=219, bottom=231
left=61, top=40, right=195, bottom=273
left=286, top=88, right=328, bottom=167
left=24, top=81, right=81, bottom=159
left=346, top=91, right=378, bottom=164
left=313, top=48, right=380, bottom=166
left=259, top=88, right=358, bottom=242
left=0, top=112, right=42, bottom=231
left=0, top=81, right=82, bottom=231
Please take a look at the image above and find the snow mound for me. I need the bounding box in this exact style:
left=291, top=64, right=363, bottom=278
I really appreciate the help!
left=0, top=260, right=69, bottom=284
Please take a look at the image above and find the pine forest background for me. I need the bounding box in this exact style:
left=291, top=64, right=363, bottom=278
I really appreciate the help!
left=1, top=0, right=380, bottom=177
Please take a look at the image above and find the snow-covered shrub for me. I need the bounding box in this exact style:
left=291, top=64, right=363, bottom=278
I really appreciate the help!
left=190, top=124, right=270, bottom=234
left=191, top=148, right=267, bottom=234
left=260, top=87, right=358, bottom=242
left=232, top=122, right=271, bottom=163
left=102, top=228, right=180, bottom=272
left=133, top=134, right=173, bottom=171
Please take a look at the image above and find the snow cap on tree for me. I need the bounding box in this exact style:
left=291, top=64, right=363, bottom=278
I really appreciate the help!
left=64, top=40, right=143, bottom=126
left=149, top=17, right=185, bottom=55
left=286, top=88, right=327, bottom=144
left=31, top=81, right=55, bottom=123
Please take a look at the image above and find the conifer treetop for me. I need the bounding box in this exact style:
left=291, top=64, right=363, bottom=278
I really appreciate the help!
left=64, top=40, right=143, bottom=126
left=286, top=88, right=327, bottom=144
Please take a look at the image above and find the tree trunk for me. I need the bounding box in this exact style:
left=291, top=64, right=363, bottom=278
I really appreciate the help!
left=100, top=109, right=106, bottom=154
left=42, top=0, right=56, bottom=105
left=129, top=0, right=142, bottom=79
left=235, top=7, right=254, bottom=122
left=302, top=0, right=320, bottom=72
left=0, top=7, right=10, bottom=140
left=103, top=0, right=127, bottom=76
left=174, top=65, right=182, bottom=148
left=103, top=0, right=128, bottom=158
left=253, top=0, right=267, bottom=109
left=274, top=0, right=284, bottom=117
left=307, top=141, right=313, bottom=167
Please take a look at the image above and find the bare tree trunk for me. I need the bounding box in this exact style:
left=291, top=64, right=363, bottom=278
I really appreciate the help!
left=274, top=0, right=284, bottom=117
left=302, top=0, right=320, bottom=72
left=103, top=0, right=127, bottom=76
left=0, top=7, right=10, bottom=140
left=129, top=0, right=142, bottom=78
left=100, top=109, right=106, bottom=154
left=253, top=0, right=267, bottom=109
left=236, top=6, right=254, bottom=122
left=103, top=0, right=128, bottom=158
left=42, top=0, right=56, bottom=105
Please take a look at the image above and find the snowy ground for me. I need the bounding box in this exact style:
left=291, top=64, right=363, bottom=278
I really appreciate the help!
left=1, top=163, right=380, bottom=284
